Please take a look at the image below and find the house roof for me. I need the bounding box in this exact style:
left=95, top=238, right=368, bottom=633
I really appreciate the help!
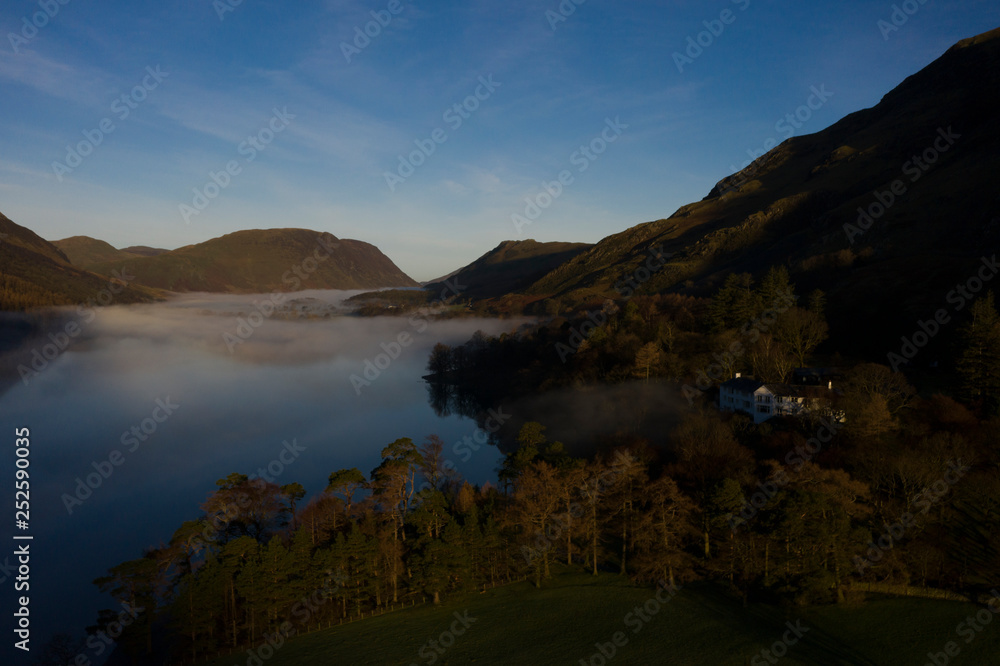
left=720, top=377, right=765, bottom=393
left=722, top=378, right=835, bottom=399
left=764, top=383, right=802, bottom=396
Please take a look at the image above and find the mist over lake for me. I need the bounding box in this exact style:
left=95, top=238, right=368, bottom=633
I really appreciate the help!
left=0, top=291, right=523, bottom=653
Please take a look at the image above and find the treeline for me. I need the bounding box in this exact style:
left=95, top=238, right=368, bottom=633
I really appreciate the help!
left=425, top=267, right=829, bottom=397
left=427, top=267, right=1000, bottom=419
left=0, top=273, right=72, bottom=311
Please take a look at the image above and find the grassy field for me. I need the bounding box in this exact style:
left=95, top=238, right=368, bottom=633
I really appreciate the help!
left=200, top=570, right=1000, bottom=666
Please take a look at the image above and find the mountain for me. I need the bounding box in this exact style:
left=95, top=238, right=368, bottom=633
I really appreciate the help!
left=52, top=236, right=142, bottom=268
left=86, top=228, right=418, bottom=293
left=426, top=239, right=592, bottom=300
left=0, top=214, right=155, bottom=310
left=509, top=27, right=1000, bottom=353
left=120, top=245, right=168, bottom=257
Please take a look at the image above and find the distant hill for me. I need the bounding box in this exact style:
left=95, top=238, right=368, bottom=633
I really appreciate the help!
left=425, top=239, right=591, bottom=300
left=509, top=26, right=1000, bottom=354
left=0, top=214, right=155, bottom=310
left=86, top=228, right=418, bottom=293
left=52, top=236, right=142, bottom=269
left=120, top=245, right=168, bottom=257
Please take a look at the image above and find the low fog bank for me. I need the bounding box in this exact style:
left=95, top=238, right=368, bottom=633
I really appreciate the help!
left=0, top=291, right=533, bottom=391
left=490, top=381, right=690, bottom=459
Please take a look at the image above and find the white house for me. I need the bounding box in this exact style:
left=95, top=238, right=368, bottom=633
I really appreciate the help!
left=719, top=373, right=838, bottom=424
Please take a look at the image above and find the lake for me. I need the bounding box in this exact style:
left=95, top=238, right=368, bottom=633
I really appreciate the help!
left=0, top=291, right=523, bottom=658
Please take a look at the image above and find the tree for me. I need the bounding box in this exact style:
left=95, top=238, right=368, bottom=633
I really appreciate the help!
left=670, top=413, right=753, bottom=558
left=632, top=475, right=693, bottom=587
left=419, top=435, right=448, bottom=491
left=749, top=333, right=794, bottom=383
left=579, top=458, right=611, bottom=575
left=773, top=307, right=828, bottom=367
left=757, top=265, right=794, bottom=308
left=427, top=342, right=452, bottom=376
left=956, top=293, right=1000, bottom=416
left=553, top=462, right=587, bottom=566
left=607, top=449, right=648, bottom=574
left=807, top=289, right=826, bottom=317
left=498, top=423, right=545, bottom=491
left=94, top=551, right=166, bottom=656
left=842, top=363, right=915, bottom=437
left=327, top=468, right=367, bottom=512
left=761, top=461, right=870, bottom=603
left=379, top=437, right=423, bottom=513
left=202, top=477, right=289, bottom=545
left=509, top=461, right=562, bottom=586
left=32, top=633, right=86, bottom=666
left=710, top=272, right=759, bottom=331
left=412, top=521, right=471, bottom=604
left=634, top=342, right=661, bottom=382
left=281, top=483, right=306, bottom=532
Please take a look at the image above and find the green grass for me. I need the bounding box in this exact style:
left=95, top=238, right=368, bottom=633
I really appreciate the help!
left=199, top=570, right=1000, bottom=665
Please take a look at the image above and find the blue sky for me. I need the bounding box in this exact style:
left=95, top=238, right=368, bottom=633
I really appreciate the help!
left=1, top=0, right=997, bottom=281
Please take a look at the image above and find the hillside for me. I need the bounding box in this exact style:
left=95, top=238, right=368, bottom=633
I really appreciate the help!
left=87, top=228, right=418, bottom=293
left=425, top=239, right=592, bottom=300
left=199, top=572, right=1000, bottom=666
left=0, top=213, right=155, bottom=310
left=119, top=245, right=168, bottom=257
left=52, top=236, right=142, bottom=269
left=514, top=26, right=1000, bottom=354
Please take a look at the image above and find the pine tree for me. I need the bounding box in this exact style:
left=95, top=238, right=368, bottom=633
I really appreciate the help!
left=956, top=292, right=1000, bottom=416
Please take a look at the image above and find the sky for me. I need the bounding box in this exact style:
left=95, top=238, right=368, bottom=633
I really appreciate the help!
left=1, top=1, right=997, bottom=282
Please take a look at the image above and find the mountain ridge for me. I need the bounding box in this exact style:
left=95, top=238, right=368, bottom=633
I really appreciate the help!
left=84, top=227, right=419, bottom=294
left=500, top=26, right=1000, bottom=355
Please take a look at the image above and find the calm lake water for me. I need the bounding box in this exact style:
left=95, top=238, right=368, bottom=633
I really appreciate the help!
left=0, top=291, right=522, bottom=657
